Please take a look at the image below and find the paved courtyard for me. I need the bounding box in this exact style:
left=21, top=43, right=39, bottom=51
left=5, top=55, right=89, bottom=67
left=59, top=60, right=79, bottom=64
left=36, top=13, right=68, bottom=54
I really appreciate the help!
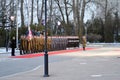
left=0, top=46, right=120, bottom=80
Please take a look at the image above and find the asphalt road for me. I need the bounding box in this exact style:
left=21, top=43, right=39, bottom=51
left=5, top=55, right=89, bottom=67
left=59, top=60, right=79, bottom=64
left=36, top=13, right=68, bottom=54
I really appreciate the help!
left=0, top=54, right=74, bottom=78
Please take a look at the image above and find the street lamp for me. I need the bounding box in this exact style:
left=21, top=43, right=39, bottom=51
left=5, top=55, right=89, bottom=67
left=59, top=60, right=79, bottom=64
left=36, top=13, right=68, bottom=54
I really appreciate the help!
left=10, top=16, right=15, bottom=22
left=57, top=21, right=61, bottom=35
left=10, top=16, right=19, bottom=49
left=57, top=21, right=61, bottom=26
left=44, top=0, right=49, bottom=77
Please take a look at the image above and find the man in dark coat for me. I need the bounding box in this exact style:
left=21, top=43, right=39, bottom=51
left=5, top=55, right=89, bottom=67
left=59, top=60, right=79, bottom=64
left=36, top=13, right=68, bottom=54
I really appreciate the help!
left=11, top=37, right=16, bottom=56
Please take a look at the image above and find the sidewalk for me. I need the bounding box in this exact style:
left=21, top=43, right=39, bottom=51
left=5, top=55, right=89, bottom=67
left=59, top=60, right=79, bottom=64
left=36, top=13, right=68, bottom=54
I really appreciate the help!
left=1, top=47, right=120, bottom=80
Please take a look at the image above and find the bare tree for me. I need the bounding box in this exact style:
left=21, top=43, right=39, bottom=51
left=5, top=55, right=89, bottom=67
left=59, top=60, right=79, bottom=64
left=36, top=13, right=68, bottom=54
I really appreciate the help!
left=54, top=0, right=65, bottom=23
left=72, top=0, right=81, bottom=35
left=20, top=0, right=25, bottom=27
left=37, top=0, right=44, bottom=25
left=64, top=0, right=69, bottom=24
left=96, top=0, right=116, bottom=42
left=72, top=0, right=91, bottom=40
left=48, top=0, right=53, bottom=21
left=30, top=0, right=34, bottom=25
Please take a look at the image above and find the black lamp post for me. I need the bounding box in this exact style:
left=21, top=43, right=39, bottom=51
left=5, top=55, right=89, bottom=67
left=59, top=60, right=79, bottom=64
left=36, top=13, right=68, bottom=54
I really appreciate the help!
left=57, top=21, right=61, bottom=35
left=44, top=0, right=49, bottom=77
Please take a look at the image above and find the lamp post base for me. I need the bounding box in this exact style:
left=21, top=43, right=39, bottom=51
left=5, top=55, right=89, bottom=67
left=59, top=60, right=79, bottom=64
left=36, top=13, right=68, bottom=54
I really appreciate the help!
left=43, top=74, right=49, bottom=77
left=44, top=53, right=49, bottom=77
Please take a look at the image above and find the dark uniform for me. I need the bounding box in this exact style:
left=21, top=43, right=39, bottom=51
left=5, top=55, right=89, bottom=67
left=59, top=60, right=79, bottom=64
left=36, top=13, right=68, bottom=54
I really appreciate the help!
left=11, top=37, right=16, bottom=56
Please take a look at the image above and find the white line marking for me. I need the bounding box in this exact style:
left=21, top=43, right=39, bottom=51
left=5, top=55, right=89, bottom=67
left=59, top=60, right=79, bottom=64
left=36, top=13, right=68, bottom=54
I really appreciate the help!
left=32, top=65, right=41, bottom=71
left=0, top=65, right=41, bottom=79
left=91, top=74, right=102, bottom=77
left=80, top=62, right=87, bottom=64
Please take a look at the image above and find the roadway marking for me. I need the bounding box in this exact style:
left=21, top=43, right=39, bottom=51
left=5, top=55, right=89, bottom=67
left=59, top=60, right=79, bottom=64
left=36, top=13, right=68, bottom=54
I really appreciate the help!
left=0, top=65, right=41, bottom=79
left=0, top=58, right=20, bottom=62
left=80, top=62, right=87, bottom=64
left=91, top=74, right=102, bottom=77
left=32, top=65, right=41, bottom=71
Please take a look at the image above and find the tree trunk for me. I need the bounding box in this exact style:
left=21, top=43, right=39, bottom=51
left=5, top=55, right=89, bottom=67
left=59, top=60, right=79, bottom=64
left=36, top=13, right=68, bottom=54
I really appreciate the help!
left=104, top=0, right=107, bottom=42
left=20, top=0, right=25, bottom=27
left=30, top=0, right=34, bottom=25
left=37, top=0, right=40, bottom=24
left=49, top=0, right=53, bottom=21
left=55, top=0, right=65, bottom=23
left=72, top=0, right=77, bottom=35
left=79, top=0, right=86, bottom=41
left=72, top=0, right=82, bottom=36
left=64, top=0, right=71, bottom=35
left=37, top=0, right=44, bottom=25
left=64, top=0, right=69, bottom=24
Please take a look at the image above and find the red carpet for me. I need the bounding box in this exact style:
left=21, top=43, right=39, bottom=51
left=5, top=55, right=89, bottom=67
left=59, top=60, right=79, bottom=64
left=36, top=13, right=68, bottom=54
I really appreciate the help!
left=114, top=50, right=120, bottom=51
left=11, top=48, right=95, bottom=58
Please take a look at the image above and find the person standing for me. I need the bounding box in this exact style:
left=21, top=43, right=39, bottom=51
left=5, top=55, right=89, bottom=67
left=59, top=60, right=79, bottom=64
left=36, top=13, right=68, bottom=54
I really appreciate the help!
left=11, top=36, right=16, bottom=56
left=81, top=36, right=87, bottom=51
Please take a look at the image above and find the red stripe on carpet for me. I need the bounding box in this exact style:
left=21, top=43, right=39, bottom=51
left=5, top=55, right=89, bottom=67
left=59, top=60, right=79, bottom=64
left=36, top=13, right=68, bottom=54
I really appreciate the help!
left=11, top=48, right=95, bottom=58
left=113, top=50, right=120, bottom=51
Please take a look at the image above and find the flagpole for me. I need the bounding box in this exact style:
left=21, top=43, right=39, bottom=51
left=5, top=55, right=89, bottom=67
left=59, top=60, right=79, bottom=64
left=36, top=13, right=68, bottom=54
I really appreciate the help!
left=28, top=0, right=30, bottom=30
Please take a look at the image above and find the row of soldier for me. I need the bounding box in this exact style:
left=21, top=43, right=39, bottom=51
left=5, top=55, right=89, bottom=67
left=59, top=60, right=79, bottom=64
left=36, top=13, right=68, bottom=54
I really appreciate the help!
left=20, top=35, right=50, bottom=54
left=19, top=35, right=71, bottom=54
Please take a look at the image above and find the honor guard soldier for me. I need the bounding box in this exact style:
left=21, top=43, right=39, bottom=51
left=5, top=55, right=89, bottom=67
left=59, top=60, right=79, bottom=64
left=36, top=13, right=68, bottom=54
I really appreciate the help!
left=10, top=36, right=16, bottom=56
left=81, top=36, right=87, bottom=51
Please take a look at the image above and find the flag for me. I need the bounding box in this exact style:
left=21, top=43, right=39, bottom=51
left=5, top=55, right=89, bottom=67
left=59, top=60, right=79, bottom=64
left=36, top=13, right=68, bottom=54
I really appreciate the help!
left=26, top=27, right=33, bottom=41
